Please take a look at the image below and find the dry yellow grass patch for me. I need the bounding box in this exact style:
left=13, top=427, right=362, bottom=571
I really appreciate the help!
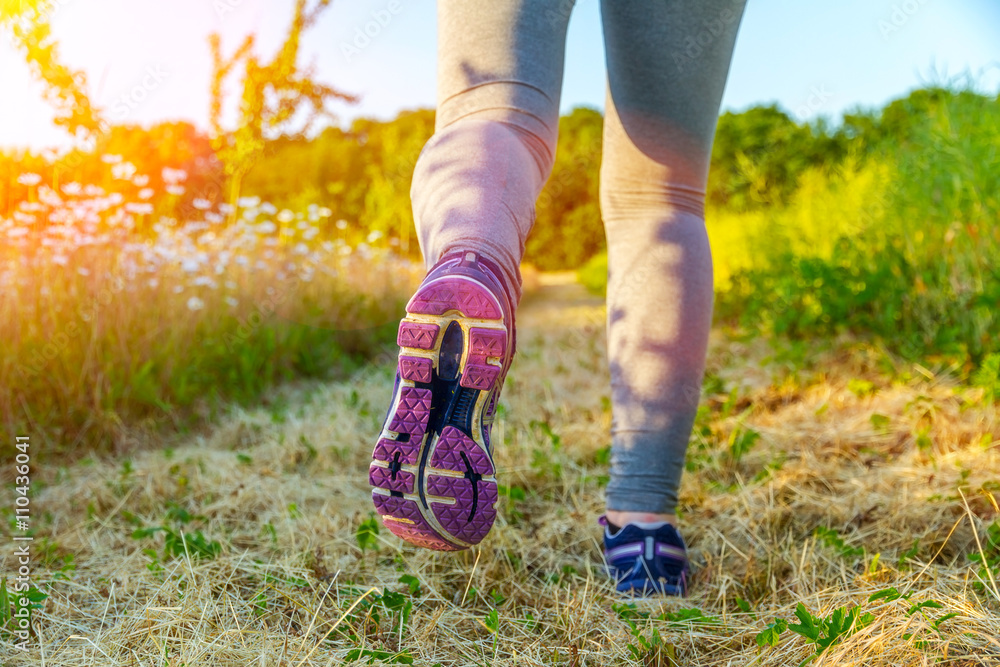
left=4, top=277, right=1000, bottom=665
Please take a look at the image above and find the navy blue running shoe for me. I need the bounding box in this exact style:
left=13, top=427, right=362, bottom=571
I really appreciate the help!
left=600, top=516, right=689, bottom=596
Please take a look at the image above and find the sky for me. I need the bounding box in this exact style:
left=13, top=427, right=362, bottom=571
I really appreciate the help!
left=0, top=0, right=998, bottom=152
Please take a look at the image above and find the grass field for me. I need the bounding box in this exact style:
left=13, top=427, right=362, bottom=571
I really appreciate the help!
left=4, top=274, right=1000, bottom=665
left=2, top=85, right=998, bottom=665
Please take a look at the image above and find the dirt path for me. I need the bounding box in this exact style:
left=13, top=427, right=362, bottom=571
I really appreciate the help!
left=518, top=271, right=605, bottom=329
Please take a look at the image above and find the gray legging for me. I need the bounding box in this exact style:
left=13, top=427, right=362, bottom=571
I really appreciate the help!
left=410, top=0, right=746, bottom=514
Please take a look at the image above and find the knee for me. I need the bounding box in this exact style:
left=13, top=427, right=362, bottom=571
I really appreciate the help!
left=600, top=178, right=706, bottom=229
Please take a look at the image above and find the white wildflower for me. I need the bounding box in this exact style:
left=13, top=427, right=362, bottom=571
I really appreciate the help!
left=166, top=185, right=186, bottom=196
left=173, top=285, right=184, bottom=294
left=318, top=207, right=332, bottom=218
left=7, top=227, right=29, bottom=238
left=237, top=196, right=260, bottom=208
left=186, top=296, right=205, bottom=311
left=62, top=182, right=82, bottom=195
left=181, top=258, right=199, bottom=273
left=77, top=266, right=91, bottom=276
left=205, top=212, right=224, bottom=224
left=366, top=230, right=383, bottom=243
left=277, top=209, right=295, bottom=224
left=111, top=162, right=137, bottom=180
left=133, top=175, right=150, bottom=187
left=39, top=186, right=62, bottom=206
left=256, top=221, right=277, bottom=234
left=218, top=203, right=234, bottom=214
left=139, top=188, right=154, bottom=200
left=192, top=198, right=212, bottom=210
left=17, top=173, right=42, bottom=186
left=125, top=203, right=154, bottom=215
left=162, top=167, right=188, bottom=183
left=101, top=154, right=123, bottom=164
left=335, top=219, right=348, bottom=230
left=293, top=243, right=309, bottom=255
left=225, top=296, right=238, bottom=308
left=51, top=254, right=69, bottom=266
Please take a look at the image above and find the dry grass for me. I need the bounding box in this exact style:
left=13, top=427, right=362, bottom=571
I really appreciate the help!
left=4, top=276, right=1000, bottom=666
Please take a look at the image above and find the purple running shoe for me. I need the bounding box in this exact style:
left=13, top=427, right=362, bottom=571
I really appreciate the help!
left=370, top=251, right=516, bottom=551
left=601, top=516, right=689, bottom=596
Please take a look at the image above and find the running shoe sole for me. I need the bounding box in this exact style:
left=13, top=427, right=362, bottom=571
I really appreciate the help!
left=370, top=272, right=509, bottom=551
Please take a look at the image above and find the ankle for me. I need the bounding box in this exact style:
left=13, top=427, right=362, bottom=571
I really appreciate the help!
left=605, top=510, right=678, bottom=529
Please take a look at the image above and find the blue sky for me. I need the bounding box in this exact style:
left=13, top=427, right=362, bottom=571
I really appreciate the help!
left=0, top=0, right=997, bottom=151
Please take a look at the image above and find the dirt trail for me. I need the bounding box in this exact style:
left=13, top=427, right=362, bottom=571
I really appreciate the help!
left=517, top=271, right=605, bottom=329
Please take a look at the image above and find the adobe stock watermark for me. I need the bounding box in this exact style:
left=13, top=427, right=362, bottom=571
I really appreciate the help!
left=111, top=64, right=169, bottom=121
left=213, top=0, right=246, bottom=20
left=878, top=0, right=931, bottom=40
left=794, top=84, right=833, bottom=120
left=543, top=0, right=575, bottom=28
left=671, top=0, right=743, bottom=74
left=340, top=1, right=404, bottom=63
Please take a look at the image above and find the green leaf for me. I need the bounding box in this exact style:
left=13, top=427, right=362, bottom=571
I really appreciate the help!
left=932, top=612, right=958, bottom=629
left=755, top=618, right=788, bottom=647
left=399, top=574, right=421, bottom=596
left=869, top=413, right=891, bottom=431
left=728, top=426, right=761, bottom=463
left=788, top=603, right=821, bottom=642
left=356, top=516, right=380, bottom=552
left=848, top=378, right=876, bottom=397
left=868, top=587, right=901, bottom=603
left=906, top=599, right=944, bottom=617
left=483, top=608, right=499, bottom=633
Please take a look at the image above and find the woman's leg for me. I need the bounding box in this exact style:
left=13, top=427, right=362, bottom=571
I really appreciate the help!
left=374, top=1, right=576, bottom=551
left=599, top=0, right=746, bottom=524
left=410, top=0, right=575, bottom=303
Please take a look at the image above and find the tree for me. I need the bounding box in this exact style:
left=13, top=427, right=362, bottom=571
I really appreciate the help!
left=708, top=105, right=839, bottom=211
left=1, top=0, right=103, bottom=140
left=526, top=107, right=604, bottom=269
left=209, top=0, right=356, bottom=220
